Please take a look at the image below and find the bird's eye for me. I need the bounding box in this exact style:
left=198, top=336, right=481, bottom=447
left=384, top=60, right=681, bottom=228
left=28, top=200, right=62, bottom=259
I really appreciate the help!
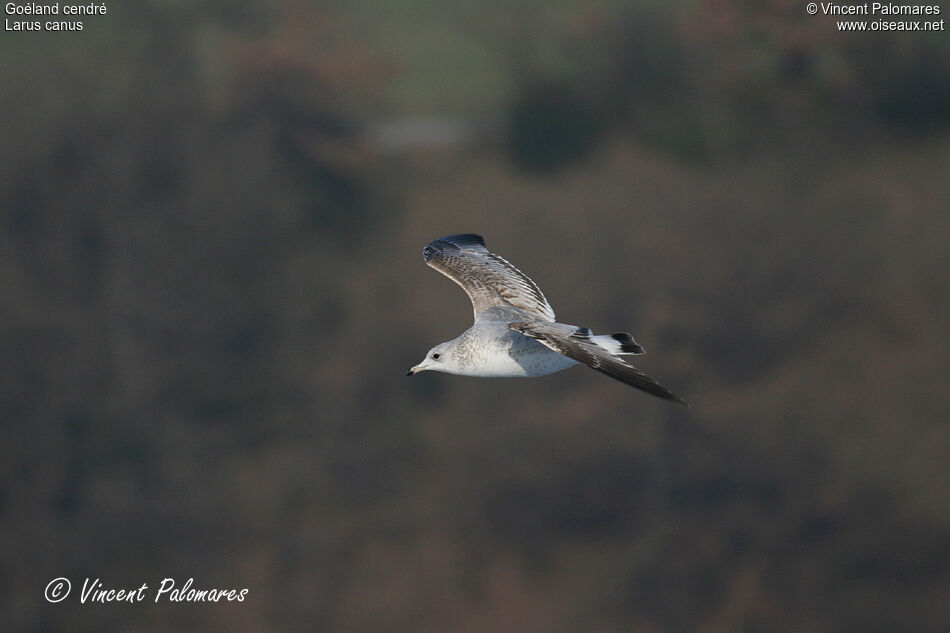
left=432, top=353, right=441, bottom=360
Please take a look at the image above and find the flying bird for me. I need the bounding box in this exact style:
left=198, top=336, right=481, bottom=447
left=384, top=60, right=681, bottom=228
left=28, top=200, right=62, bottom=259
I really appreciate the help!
left=408, top=234, right=688, bottom=405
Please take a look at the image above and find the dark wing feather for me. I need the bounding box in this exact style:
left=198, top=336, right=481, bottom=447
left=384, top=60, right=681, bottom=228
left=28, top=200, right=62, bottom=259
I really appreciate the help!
left=510, top=321, right=688, bottom=405
left=423, top=234, right=556, bottom=322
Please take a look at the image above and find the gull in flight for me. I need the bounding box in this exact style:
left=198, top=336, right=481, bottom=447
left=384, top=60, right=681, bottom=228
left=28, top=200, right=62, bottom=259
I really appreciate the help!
left=408, top=234, right=688, bottom=405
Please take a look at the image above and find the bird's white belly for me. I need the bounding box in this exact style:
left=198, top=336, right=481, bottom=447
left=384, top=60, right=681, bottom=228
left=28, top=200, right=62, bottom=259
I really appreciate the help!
left=464, top=346, right=577, bottom=378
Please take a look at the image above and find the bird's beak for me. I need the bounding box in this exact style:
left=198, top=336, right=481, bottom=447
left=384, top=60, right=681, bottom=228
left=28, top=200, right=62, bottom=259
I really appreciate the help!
left=407, top=365, right=421, bottom=376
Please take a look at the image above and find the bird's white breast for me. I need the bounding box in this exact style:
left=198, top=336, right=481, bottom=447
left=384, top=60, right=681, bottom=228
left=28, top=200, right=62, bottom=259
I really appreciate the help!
left=475, top=347, right=577, bottom=377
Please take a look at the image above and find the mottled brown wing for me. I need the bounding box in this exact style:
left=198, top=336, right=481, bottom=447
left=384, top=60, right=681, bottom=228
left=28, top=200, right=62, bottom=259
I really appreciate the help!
left=510, top=321, right=689, bottom=405
left=423, top=234, right=556, bottom=322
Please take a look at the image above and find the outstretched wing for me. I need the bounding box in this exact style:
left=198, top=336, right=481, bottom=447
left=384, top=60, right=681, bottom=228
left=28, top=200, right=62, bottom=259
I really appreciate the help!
left=510, top=321, right=688, bottom=405
left=423, top=234, right=556, bottom=322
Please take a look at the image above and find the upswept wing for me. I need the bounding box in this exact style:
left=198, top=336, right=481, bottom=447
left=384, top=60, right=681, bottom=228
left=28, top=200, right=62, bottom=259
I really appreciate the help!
left=510, top=321, right=688, bottom=405
left=423, top=234, right=556, bottom=322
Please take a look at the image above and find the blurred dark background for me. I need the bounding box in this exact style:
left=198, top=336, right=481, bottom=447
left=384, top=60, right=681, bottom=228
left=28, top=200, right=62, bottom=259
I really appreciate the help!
left=3, top=1, right=950, bottom=631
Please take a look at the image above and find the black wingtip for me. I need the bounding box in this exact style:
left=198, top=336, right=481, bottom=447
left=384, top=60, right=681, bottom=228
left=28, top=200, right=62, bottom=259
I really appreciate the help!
left=437, top=234, right=485, bottom=248
left=671, top=394, right=691, bottom=407
left=639, top=380, right=690, bottom=406
left=423, top=234, right=486, bottom=261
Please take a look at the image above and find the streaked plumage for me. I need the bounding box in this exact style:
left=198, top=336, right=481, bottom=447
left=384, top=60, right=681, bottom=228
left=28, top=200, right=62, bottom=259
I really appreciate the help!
left=422, top=233, right=555, bottom=321
left=408, top=234, right=687, bottom=405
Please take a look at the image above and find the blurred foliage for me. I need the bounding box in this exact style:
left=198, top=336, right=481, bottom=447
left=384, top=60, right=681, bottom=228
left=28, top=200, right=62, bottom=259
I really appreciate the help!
left=502, top=0, right=950, bottom=166
left=2, top=2, right=950, bottom=633
left=507, top=80, right=603, bottom=171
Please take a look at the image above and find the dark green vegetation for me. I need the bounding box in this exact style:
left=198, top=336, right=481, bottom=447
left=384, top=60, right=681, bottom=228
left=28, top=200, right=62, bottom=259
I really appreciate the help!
left=2, top=2, right=949, bottom=632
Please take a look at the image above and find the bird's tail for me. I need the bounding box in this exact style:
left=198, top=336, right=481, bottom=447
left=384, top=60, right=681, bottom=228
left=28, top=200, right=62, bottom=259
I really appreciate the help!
left=592, top=332, right=645, bottom=356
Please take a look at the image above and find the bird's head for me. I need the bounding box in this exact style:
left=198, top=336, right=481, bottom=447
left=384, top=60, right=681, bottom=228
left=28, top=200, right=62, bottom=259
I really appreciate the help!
left=407, top=342, right=454, bottom=376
